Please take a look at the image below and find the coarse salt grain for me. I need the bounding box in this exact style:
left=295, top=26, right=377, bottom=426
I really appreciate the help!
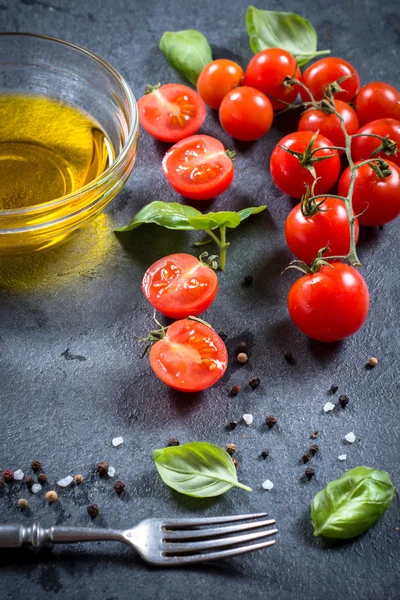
left=262, top=479, right=274, bottom=491
left=323, top=402, right=335, bottom=413
left=31, top=483, right=42, bottom=494
left=112, top=437, right=124, bottom=447
left=338, top=454, right=347, bottom=461
left=13, top=470, right=24, bottom=481
left=242, top=414, right=253, bottom=425
left=345, top=432, right=356, bottom=443
left=107, top=466, right=116, bottom=477
left=57, top=476, right=73, bottom=488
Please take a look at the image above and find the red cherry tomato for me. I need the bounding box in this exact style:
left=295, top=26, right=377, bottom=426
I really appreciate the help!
left=301, top=57, right=360, bottom=103
left=351, top=118, right=400, bottom=167
left=298, top=100, right=359, bottom=150
left=356, top=82, right=400, bottom=126
left=161, top=135, right=234, bottom=200
left=338, top=160, right=400, bottom=226
left=284, top=197, right=360, bottom=264
left=219, top=86, right=273, bottom=141
left=287, top=263, right=369, bottom=342
left=142, top=253, right=218, bottom=319
left=197, top=59, right=244, bottom=110
left=149, top=319, right=228, bottom=392
left=138, top=83, right=206, bottom=143
left=244, top=48, right=301, bottom=110
left=270, top=131, right=341, bottom=199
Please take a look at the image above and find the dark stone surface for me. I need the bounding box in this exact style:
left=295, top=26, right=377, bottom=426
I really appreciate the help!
left=0, top=0, right=399, bottom=599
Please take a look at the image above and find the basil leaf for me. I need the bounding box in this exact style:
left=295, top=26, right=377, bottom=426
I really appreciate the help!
left=311, top=466, right=396, bottom=539
left=245, top=6, right=330, bottom=66
left=188, top=211, right=241, bottom=230
left=153, top=442, right=252, bottom=498
left=159, top=29, right=212, bottom=86
left=115, top=201, right=201, bottom=232
left=238, top=205, right=266, bottom=221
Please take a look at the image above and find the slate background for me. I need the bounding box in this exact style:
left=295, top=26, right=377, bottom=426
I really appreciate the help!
left=0, top=0, right=399, bottom=598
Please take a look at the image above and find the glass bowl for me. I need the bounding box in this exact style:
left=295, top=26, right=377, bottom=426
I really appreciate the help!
left=0, top=33, right=138, bottom=254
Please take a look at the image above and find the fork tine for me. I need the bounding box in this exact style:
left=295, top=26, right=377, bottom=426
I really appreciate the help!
left=162, top=513, right=268, bottom=529
left=163, top=539, right=276, bottom=565
left=162, top=518, right=275, bottom=540
left=163, top=528, right=278, bottom=554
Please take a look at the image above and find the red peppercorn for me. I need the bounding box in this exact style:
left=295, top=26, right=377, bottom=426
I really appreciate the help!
left=231, top=457, right=238, bottom=470
left=114, top=480, right=126, bottom=495
left=3, top=470, right=13, bottom=483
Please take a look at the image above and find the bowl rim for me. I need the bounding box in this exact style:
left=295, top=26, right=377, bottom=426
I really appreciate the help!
left=0, top=32, right=138, bottom=217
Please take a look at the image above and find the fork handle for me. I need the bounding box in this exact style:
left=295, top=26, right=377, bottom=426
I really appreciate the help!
left=0, top=523, right=123, bottom=548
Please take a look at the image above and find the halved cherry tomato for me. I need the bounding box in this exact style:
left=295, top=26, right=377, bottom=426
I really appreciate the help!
left=219, top=86, right=273, bottom=141
left=149, top=319, right=228, bottom=392
left=284, top=197, right=360, bottom=264
left=142, top=253, right=218, bottom=319
left=244, top=48, right=301, bottom=110
left=298, top=100, right=359, bottom=150
left=197, top=59, right=244, bottom=110
left=300, top=57, right=360, bottom=103
left=162, top=135, right=234, bottom=200
left=338, top=160, right=400, bottom=226
left=351, top=118, right=400, bottom=167
left=287, top=263, right=369, bottom=342
left=138, top=83, right=206, bottom=143
left=356, top=82, right=400, bottom=126
left=270, top=131, right=341, bottom=199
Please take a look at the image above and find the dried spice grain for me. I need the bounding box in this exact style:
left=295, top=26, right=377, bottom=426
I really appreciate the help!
left=3, top=470, right=13, bottom=483
left=45, top=491, right=58, bottom=504
left=31, top=460, right=41, bottom=472
left=261, top=449, right=269, bottom=459
left=265, top=415, right=277, bottom=429
left=87, top=504, right=99, bottom=518
left=96, top=462, right=109, bottom=477
left=114, top=480, right=126, bottom=495
left=37, top=473, right=48, bottom=484
left=249, top=377, right=260, bottom=389
left=74, top=474, right=84, bottom=484
left=167, top=438, right=180, bottom=447
left=17, top=498, right=29, bottom=510
left=230, top=384, right=240, bottom=396
left=339, top=395, right=349, bottom=408
left=226, top=443, right=237, bottom=456
left=304, top=468, right=315, bottom=480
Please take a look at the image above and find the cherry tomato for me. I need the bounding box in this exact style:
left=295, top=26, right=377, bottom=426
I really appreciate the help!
left=300, top=57, right=360, bottom=103
left=219, top=86, right=273, bottom=141
left=284, top=198, right=360, bottom=264
left=244, top=48, right=301, bottom=110
left=149, top=319, right=228, bottom=392
left=356, top=82, right=400, bottom=126
left=197, top=59, right=244, bottom=110
left=351, top=118, right=400, bottom=167
left=287, top=263, right=369, bottom=342
left=161, top=135, right=234, bottom=201
left=270, top=131, right=341, bottom=199
left=338, top=160, right=400, bottom=226
left=138, top=83, right=206, bottom=143
left=298, top=100, right=359, bottom=150
left=142, top=253, right=218, bottom=319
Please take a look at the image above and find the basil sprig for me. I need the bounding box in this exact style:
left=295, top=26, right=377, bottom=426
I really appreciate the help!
left=311, top=466, right=395, bottom=539
left=153, top=442, right=252, bottom=498
left=246, top=6, right=330, bottom=66
left=115, top=201, right=266, bottom=270
left=159, top=29, right=212, bottom=86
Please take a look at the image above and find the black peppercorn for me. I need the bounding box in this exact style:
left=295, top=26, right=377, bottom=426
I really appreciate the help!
left=244, top=275, right=254, bottom=286
left=31, top=460, right=41, bottom=472
left=249, top=377, right=260, bottom=389
left=87, top=504, right=99, bottom=518
left=229, top=420, right=238, bottom=430
left=114, top=480, right=126, bottom=495
left=339, top=395, right=349, bottom=408
left=24, top=475, right=34, bottom=488
left=265, top=415, right=277, bottom=428
left=167, top=438, right=180, bottom=447
left=301, top=454, right=310, bottom=464
left=37, top=473, right=48, bottom=484
left=330, top=384, right=339, bottom=394
left=304, top=468, right=315, bottom=480
left=230, top=384, right=240, bottom=396
left=236, top=341, right=247, bottom=354
left=96, top=461, right=109, bottom=477
left=283, top=351, right=294, bottom=363
left=218, top=332, right=227, bottom=341
left=309, top=444, right=319, bottom=456
left=261, top=449, right=269, bottom=459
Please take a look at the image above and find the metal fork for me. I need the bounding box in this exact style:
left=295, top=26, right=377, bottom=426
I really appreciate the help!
left=0, top=513, right=277, bottom=566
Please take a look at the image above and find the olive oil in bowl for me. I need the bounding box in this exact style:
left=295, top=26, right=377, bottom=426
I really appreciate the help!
left=0, top=94, right=114, bottom=210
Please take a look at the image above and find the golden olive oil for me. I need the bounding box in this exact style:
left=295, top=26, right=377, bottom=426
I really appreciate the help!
left=0, top=94, right=114, bottom=210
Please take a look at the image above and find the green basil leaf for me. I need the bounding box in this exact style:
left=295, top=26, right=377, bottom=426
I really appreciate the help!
left=115, top=201, right=201, bottom=232
left=311, top=466, right=396, bottom=539
left=153, top=442, right=252, bottom=498
left=188, top=211, right=241, bottom=231
left=245, top=6, right=330, bottom=66
left=159, top=29, right=212, bottom=86
left=238, top=205, right=266, bottom=221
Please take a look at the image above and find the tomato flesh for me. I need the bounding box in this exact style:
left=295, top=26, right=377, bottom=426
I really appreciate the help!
left=142, top=253, right=218, bottom=319
left=338, top=160, right=400, bottom=226
left=351, top=118, right=400, bottom=168
left=162, top=135, right=234, bottom=200
left=149, top=320, right=228, bottom=392
left=138, top=84, right=206, bottom=143
left=288, top=264, right=369, bottom=342
left=197, top=59, right=244, bottom=110
left=298, top=100, right=359, bottom=150
left=284, top=197, right=359, bottom=264
left=301, top=57, right=360, bottom=103
left=356, top=82, right=400, bottom=126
